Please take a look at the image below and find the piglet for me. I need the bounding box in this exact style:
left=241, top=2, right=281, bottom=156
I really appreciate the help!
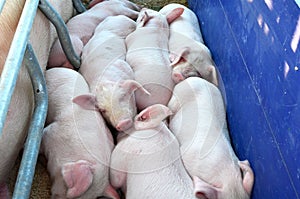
left=159, top=3, right=204, bottom=43
left=168, top=77, right=254, bottom=199
left=125, top=7, right=184, bottom=111
left=159, top=4, right=218, bottom=86
left=42, top=68, right=118, bottom=199
left=110, top=104, right=197, bottom=199
left=47, top=0, right=140, bottom=69
left=76, top=15, right=148, bottom=132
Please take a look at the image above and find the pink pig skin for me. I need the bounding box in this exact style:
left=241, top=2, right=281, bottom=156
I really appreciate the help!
left=0, top=0, right=74, bottom=198
left=159, top=3, right=204, bottom=43
left=75, top=15, right=147, bottom=132
left=42, top=68, right=118, bottom=199
left=110, top=104, right=197, bottom=199
left=168, top=77, right=254, bottom=199
left=47, top=0, right=140, bottom=69
left=125, top=8, right=184, bottom=111
left=159, top=4, right=218, bottom=86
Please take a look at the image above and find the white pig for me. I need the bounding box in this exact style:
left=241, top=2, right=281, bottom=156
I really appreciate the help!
left=159, top=3, right=204, bottom=43
left=159, top=3, right=218, bottom=86
left=125, top=7, right=184, bottom=111
left=110, top=104, right=197, bottom=199
left=42, top=68, right=118, bottom=199
left=168, top=77, right=254, bottom=199
left=47, top=0, right=140, bottom=69
left=0, top=0, right=74, bottom=197
left=77, top=15, right=148, bottom=131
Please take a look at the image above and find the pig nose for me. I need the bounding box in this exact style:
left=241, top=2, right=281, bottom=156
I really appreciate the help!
left=172, top=72, right=185, bottom=83
left=116, top=119, right=133, bottom=131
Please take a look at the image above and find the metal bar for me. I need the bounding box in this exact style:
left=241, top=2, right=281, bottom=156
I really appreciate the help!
left=0, top=0, right=39, bottom=137
left=0, top=0, right=6, bottom=13
left=12, top=43, right=48, bottom=199
left=72, top=0, right=86, bottom=13
left=39, top=0, right=81, bottom=70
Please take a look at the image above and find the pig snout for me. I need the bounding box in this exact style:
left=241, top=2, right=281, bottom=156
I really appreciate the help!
left=116, top=118, right=133, bottom=131
left=172, top=67, right=202, bottom=83
left=172, top=71, right=185, bottom=83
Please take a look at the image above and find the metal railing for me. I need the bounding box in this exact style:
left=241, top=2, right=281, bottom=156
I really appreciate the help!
left=0, top=0, right=84, bottom=198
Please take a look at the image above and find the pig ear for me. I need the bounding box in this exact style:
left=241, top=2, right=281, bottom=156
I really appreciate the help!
left=134, top=104, right=172, bottom=129
left=166, top=7, right=184, bottom=24
left=238, top=160, right=254, bottom=196
left=103, top=184, right=120, bottom=199
left=88, top=0, right=105, bottom=8
left=137, top=10, right=150, bottom=27
left=62, top=160, right=95, bottom=198
left=170, top=47, right=190, bottom=67
left=207, top=65, right=219, bottom=86
left=72, top=94, right=97, bottom=110
left=121, top=80, right=150, bottom=95
left=193, top=176, right=219, bottom=199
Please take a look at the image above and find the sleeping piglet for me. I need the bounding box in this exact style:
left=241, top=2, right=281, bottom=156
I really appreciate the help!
left=125, top=7, right=184, bottom=111
left=47, top=0, right=140, bottom=69
left=168, top=77, right=254, bottom=199
left=159, top=3, right=218, bottom=86
left=110, top=104, right=198, bottom=199
left=76, top=15, right=149, bottom=132
left=42, top=68, right=118, bottom=199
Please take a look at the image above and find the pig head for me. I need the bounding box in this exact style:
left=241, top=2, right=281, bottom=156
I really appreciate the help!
left=110, top=104, right=197, bottom=199
left=76, top=15, right=143, bottom=131
left=169, top=34, right=218, bottom=86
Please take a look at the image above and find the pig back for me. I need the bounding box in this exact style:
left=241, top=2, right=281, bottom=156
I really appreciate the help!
left=43, top=68, right=114, bottom=198
left=125, top=28, right=174, bottom=110
left=159, top=3, right=204, bottom=43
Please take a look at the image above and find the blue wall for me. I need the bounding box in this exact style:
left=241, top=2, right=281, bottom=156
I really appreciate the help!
left=188, top=0, right=300, bottom=198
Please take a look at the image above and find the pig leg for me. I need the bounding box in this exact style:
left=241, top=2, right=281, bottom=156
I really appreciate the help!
left=62, top=160, right=95, bottom=198
left=110, top=168, right=127, bottom=190
left=103, top=184, right=121, bottom=199
left=0, top=183, right=9, bottom=199
left=238, top=160, right=254, bottom=196
left=110, top=146, right=127, bottom=190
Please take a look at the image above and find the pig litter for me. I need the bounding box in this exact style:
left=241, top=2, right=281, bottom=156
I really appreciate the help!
left=8, top=2, right=189, bottom=199
left=9, top=0, right=253, bottom=199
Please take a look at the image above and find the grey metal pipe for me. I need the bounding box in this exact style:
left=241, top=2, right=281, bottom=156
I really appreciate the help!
left=39, top=0, right=81, bottom=70
left=0, top=0, right=39, bottom=137
left=12, top=43, right=48, bottom=199
left=72, top=0, right=86, bottom=13
left=0, top=0, right=6, bottom=13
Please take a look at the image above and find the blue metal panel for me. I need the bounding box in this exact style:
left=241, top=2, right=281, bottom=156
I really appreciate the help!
left=188, top=0, right=300, bottom=198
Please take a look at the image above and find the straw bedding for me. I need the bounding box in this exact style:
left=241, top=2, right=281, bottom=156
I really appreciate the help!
left=8, top=0, right=188, bottom=198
